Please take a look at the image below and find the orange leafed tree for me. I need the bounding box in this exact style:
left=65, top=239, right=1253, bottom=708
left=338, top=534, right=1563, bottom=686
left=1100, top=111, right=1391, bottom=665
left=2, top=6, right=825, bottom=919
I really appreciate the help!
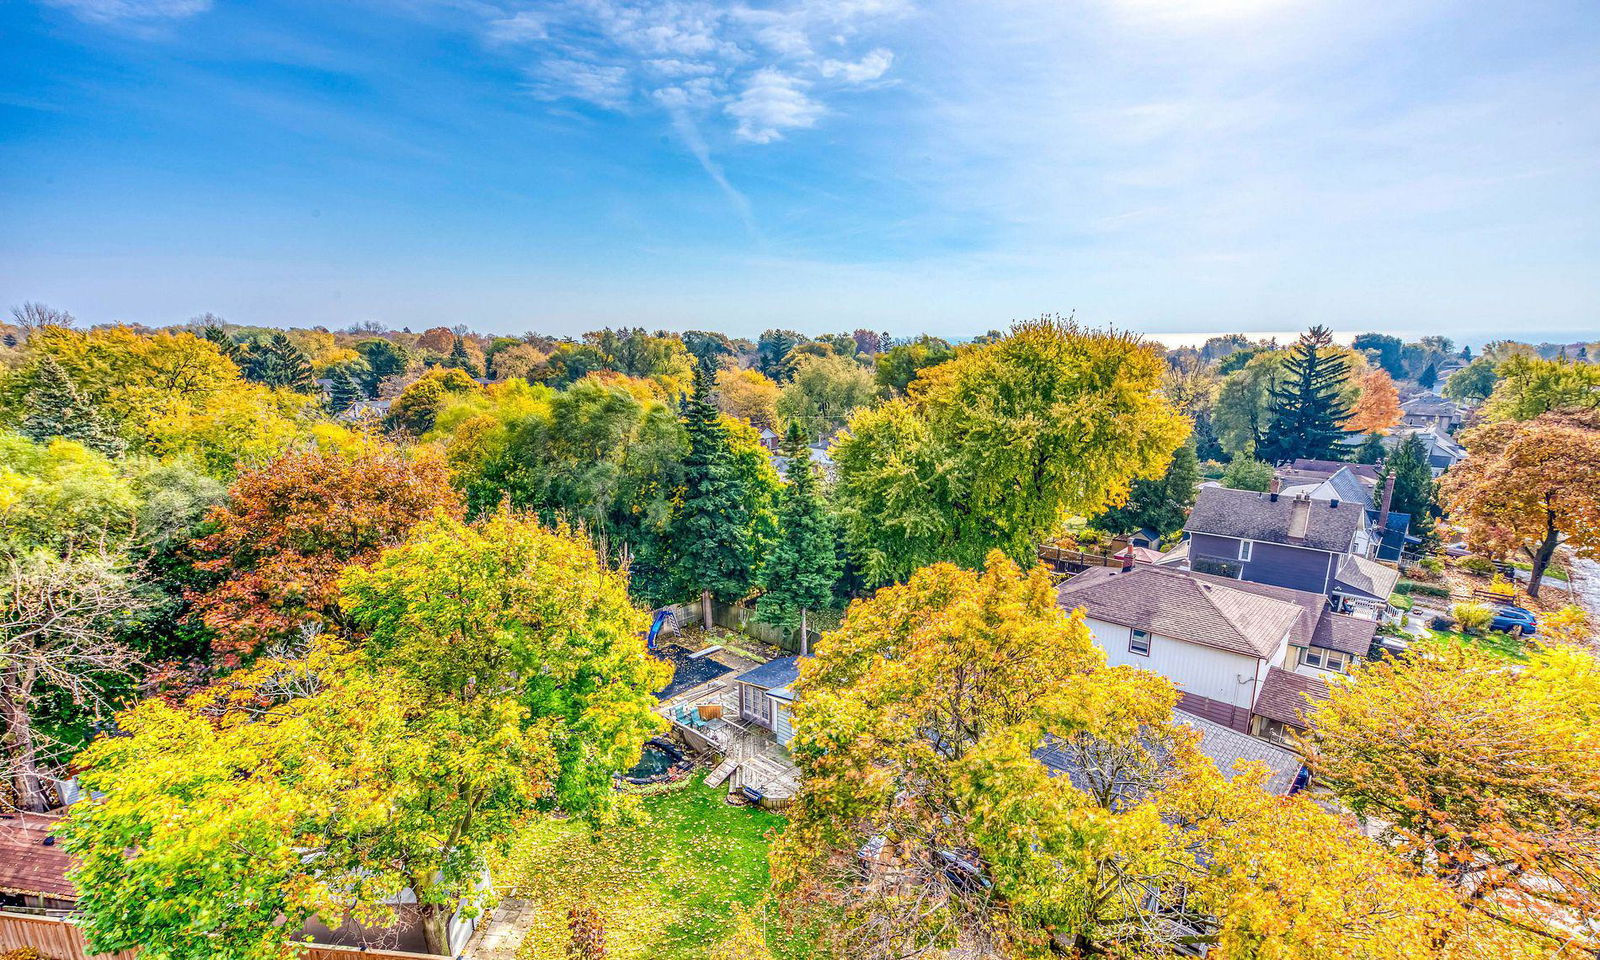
left=190, top=445, right=462, bottom=662
left=1438, top=410, right=1600, bottom=597
left=1344, top=367, right=1403, bottom=433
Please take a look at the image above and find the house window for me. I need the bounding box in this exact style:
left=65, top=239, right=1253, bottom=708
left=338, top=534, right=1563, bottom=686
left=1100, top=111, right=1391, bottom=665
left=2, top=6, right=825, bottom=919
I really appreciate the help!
left=1300, top=647, right=1346, bottom=673
left=1238, top=539, right=1254, bottom=562
left=1130, top=629, right=1151, bottom=656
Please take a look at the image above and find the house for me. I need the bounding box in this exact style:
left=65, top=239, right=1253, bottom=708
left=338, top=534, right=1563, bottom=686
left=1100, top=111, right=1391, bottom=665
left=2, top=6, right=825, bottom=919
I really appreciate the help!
left=772, top=444, right=836, bottom=482
left=1274, top=463, right=1416, bottom=563
left=1057, top=564, right=1376, bottom=744
left=337, top=398, right=392, bottom=422
left=757, top=426, right=780, bottom=452
left=731, top=656, right=800, bottom=748
left=1182, top=486, right=1399, bottom=612
left=1126, top=526, right=1163, bottom=550
left=1400, top=395, right=1462, bottom=433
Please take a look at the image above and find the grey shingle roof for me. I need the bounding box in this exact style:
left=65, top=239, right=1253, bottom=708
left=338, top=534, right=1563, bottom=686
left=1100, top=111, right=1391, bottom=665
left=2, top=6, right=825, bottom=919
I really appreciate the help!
left=1252, top=667, right=1328, bottom=729
left=1311, top=612, right=1378, bottom=657
left=1333, top=554, right=1401, bottom=601
left=1186, top=486, right=1362, bottom=553
left=1058, top=566, right=1300, bottom=659
left=735, top=656, right=801, bottom=691
left=1175, top=712, right=1303, bottom=795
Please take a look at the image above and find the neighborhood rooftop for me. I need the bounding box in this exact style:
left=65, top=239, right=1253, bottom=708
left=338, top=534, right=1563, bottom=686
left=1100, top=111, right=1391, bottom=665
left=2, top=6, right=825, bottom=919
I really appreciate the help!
left=1186, top=486, right=1363, bottom=553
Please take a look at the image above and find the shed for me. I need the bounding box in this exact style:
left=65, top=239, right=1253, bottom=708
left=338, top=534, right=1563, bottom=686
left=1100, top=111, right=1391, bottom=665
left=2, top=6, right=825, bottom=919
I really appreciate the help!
left=732, top=656, right=802, bottom=746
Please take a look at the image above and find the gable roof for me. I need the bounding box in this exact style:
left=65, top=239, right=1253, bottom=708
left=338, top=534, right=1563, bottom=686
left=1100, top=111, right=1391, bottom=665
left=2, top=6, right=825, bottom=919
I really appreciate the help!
left=1058, top=566, right=1300, bottom=659
left=1186, top=486, right=1362, bottom=553
left=1287, top=459, right=1380, bottom=482
left=0, top=813, right=74, bottom=901
left=1312, top=612, right=1379, bottom=657
left=736, top=656, right=801, bottom=691
left=1253, top=667, right=1328, bottom=729
left=1334, top=554, right=1402, bottom=601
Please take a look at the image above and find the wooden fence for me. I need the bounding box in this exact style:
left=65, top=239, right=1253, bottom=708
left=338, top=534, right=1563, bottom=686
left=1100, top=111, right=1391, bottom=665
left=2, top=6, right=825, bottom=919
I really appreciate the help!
left=1037, top=544, right=1122, bottom=575
left=660, top=601, right=822, bottom=654
left=0, top=911, right=445, bottom=960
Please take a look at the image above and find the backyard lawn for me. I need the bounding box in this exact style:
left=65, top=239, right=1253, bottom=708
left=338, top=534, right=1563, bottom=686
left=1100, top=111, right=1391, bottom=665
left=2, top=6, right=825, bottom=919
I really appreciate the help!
left=1424, top=628, right=1528, bottom=661
left=495, top=773, right=794, bottom=959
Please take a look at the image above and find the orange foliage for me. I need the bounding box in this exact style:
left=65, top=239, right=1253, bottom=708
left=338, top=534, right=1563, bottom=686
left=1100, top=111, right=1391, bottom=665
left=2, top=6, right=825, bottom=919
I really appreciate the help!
left=1344, top=367, right=1403, bottom=433
left=190, top=446, right=461, bottom=662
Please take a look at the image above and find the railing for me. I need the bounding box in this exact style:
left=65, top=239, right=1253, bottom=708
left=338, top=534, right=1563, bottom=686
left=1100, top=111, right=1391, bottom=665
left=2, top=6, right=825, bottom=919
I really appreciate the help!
left=0, top=911, right=448, bottom=960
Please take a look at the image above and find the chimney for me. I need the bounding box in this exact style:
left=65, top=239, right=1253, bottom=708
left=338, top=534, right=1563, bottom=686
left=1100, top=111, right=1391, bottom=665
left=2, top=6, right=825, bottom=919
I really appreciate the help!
left=1378, top=473, right=1395, bottom=532
left=1268, top=477, right=1281, bottom=502
left=1121, top=551, right=1135, bottom=573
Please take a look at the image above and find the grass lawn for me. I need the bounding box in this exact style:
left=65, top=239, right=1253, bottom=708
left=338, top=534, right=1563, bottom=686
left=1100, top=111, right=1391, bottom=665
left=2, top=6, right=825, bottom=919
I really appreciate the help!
left=494, top=772, right=794, bottom=959
left=1425, top=628, right=1528, bottom=661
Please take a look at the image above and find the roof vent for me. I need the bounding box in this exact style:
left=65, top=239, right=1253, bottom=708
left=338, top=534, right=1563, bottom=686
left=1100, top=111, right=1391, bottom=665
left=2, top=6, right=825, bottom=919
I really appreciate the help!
left=1329, top=498, right=1340, bottom=509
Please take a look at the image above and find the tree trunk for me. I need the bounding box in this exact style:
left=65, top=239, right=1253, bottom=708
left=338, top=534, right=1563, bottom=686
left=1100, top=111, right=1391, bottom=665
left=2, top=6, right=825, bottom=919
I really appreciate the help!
left=800, top=607, right=809, bottom=657
left=415, top=901, right=453, bottom=956
left=1, top=675, right=48, bottom=813
left=1525, top=509, right=1560, bottom=599
left=701, top=589, right=713, bottom=631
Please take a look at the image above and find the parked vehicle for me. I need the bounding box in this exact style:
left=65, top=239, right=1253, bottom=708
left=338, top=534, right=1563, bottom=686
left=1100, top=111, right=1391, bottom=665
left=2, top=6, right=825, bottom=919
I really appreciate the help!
left=1489, top=605, right=1538, bottom=636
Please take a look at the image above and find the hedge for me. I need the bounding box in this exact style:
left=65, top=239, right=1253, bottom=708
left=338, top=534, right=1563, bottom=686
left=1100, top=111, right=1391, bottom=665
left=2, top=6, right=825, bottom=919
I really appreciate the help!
left=1396, top=579, right=1451, bottom=598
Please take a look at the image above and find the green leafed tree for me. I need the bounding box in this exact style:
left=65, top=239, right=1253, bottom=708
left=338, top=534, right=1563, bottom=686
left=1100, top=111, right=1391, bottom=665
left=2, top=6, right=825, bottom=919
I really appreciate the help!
left=200, top=323, right=242, bottom=365
left=1354, top=431, right=1387, bottom=464
left=1375, top=433, right=1438, bottom=544
left=662, top=366, right=777, bottom=626
left=20, top=356, right=127, bottom=458
left=756, top=424, right=840, bottom=649
left=1443, top=356, right=1499, bottom=404
left=1221, top=457, right=1274, bottom=491
left=833, top=317, right=1189, bottom=585
left=1255, top=326, right=1353, bottom=463
left=1090, top=438, right=1199, bottom=540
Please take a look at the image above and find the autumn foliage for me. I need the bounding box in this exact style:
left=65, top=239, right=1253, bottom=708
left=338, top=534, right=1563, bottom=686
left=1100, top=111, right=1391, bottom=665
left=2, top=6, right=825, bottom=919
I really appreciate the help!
left=1344, top=366, right=1403, bottom=433
left=191, top=446, right=460, bottom=660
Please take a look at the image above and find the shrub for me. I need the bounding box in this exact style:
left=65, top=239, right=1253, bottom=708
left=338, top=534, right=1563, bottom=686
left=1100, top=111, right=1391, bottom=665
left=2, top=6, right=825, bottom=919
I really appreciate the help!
left=1396, top=580, right=1450, bottom=598
left=1461, top=556, right=1497, bottom=577
left=1451, top=602, right=1495, bottom=635
left=1487, top=574, right=1517, bottom=598
left=1419, top=557, right=1444, bottom=574
left=1388, top=593, right=1414, bottom=612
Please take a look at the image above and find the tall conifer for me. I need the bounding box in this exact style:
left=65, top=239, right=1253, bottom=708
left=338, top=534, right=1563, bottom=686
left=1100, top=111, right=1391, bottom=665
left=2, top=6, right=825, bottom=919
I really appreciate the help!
left=21, top=356, right=126, bottom=457
left=1256, top=326, right=1352, bottom=463
left=757, top=424, right=840, bottom=652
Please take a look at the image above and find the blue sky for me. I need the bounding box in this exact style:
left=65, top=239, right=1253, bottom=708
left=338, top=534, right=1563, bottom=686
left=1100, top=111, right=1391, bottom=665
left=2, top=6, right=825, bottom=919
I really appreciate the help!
left=2, top=0, right=1597, bottom=341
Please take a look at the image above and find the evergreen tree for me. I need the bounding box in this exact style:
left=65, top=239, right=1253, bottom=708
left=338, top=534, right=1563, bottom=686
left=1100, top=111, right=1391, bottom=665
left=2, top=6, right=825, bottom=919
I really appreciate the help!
left=1354, top=431, right=1386, bottom=464
left=327, top=368, right=364, bottom=413
left=665, top=366, right=764, bottom=628
left=1419, top=361, right=1438, bottom=389
left=1255, top=326, right=1352, bottom=463
left=20, top=356, right=126, bottom=457
left=248, top=333, right=315, bottom=391
left=756, top=424, right=840, bottom=652
left=201, top=324, right=242, bottom=365
left=1376, top=434, right=1437, bottom=545
left=445, top=335, right=483, bottom=378
left=1090, top=439, right=1199, bottom=540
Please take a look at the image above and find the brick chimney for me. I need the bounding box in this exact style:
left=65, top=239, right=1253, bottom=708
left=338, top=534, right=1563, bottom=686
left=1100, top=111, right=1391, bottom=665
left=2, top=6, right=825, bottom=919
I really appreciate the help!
left=1268, top=477, right=1282, bottom=502
left=1378, top=473, right=1396, bottom=532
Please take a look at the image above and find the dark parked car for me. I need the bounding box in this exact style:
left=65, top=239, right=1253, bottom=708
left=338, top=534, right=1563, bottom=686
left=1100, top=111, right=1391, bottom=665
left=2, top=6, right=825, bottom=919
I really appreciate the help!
left=1490, top=605, right=1538, bottom=636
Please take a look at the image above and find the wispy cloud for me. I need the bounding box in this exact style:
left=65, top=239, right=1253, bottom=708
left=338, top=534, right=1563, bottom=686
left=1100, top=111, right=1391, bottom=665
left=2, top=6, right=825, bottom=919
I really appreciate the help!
left=42, top=0, right=210, bottom=25
left=481, top=0, right=906, bottom=142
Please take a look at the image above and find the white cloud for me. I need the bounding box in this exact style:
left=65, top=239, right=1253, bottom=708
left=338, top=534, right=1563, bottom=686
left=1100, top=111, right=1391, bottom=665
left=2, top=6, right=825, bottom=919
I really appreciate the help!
left=43, top=0, right=210, bottom=24
left=819, top=47, right=893, bottom=84
left=486, top=11, right=546, bottom=43
left=726, top=69, right=825, bottom=143
left=528, top=59, right=631, bottom=108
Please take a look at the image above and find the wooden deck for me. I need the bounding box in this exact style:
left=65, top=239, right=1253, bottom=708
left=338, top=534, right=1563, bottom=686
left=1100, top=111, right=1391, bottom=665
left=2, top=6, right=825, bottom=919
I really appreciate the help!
left=659, top=676, right=800, bottom=802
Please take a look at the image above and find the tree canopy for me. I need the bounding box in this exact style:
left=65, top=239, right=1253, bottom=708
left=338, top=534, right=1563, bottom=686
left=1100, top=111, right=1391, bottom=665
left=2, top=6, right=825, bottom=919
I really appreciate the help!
left=832, top=317, right=1188, bottom=585
left=1255, top=326, right=1353, bottom=463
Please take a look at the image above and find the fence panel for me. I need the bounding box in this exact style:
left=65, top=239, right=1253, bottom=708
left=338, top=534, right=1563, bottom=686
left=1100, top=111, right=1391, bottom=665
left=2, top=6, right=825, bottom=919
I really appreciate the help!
left=0, top=911, right=443, bottom=960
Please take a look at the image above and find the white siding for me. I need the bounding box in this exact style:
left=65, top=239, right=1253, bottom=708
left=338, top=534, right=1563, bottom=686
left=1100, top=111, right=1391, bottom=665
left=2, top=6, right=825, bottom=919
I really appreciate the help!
left=1085, top=616, right=1265, bottom=710
left=771, top=700, right=794, bottom=746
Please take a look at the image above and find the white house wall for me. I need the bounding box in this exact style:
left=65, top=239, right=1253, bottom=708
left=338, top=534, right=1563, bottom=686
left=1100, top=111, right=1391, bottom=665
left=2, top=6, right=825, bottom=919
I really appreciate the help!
left=1084, top=616, right=1264, bottom=710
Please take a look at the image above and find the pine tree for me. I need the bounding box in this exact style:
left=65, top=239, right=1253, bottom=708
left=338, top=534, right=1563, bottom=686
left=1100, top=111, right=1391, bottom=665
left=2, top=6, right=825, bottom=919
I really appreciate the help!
left=1255, top=326, right=1353, bottom=464
left=1419, top=361, right=1438, bottom=389
left=21, top=356, right=126, bottom=457
left=757, top=424, right=840, bottom=653
left=447, top=335, right=483, bottom=378
left=201, top=324, right=242, bottom=365
left=1090, top=439, right=1199, bottom=540
left=1354, top=431, right=1386, bottom=464
left=666, top=366, right=763, bottom=629
left=328, top=368, right=364, bottom=413
left=1376, top=434, right=1437, bottom=545
left=248, top=333, right=315, bottom=391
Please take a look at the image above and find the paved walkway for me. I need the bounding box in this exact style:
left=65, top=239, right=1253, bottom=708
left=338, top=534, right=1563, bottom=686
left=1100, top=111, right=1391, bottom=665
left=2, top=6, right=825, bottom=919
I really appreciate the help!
left=460, top=898, right=533, bottom=960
